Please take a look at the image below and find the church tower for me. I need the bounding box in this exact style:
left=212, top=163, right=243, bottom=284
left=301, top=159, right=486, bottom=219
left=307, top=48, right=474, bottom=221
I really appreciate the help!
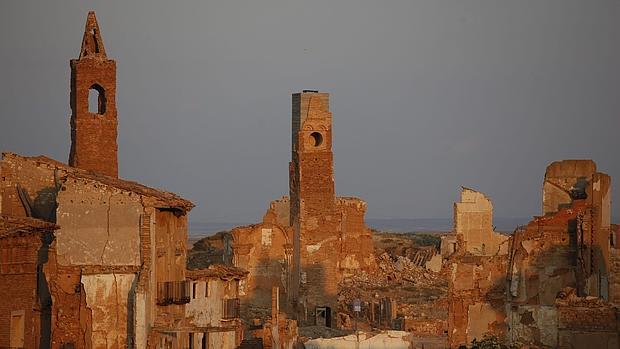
left=289, top=91, right=340, bottom=324
left=68, top=11, right=118, bottom=177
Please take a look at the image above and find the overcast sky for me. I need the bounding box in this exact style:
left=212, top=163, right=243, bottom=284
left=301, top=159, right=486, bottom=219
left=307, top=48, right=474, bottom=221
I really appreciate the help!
left=1, top=0, right=619, bottom=223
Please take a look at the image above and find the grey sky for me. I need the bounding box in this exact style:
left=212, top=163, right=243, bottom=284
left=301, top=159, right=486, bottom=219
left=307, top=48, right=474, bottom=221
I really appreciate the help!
left=1, top=0, right=619, bottom=223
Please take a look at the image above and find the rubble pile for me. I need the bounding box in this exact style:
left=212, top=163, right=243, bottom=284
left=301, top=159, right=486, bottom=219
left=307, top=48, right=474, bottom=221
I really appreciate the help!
left=338, top=249, right=448, bottom=337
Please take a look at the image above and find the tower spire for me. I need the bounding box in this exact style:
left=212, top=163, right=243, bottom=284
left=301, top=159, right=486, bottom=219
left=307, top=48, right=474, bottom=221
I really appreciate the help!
left=79, top=11, right=107, bottom=59
left=69, top=11, right=118, bottom=177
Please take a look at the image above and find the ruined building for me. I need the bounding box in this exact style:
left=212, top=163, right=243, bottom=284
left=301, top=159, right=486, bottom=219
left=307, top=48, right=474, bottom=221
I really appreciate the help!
left=0, top=12, right=245, bottom=349
left=0, top=216, right=58, bottom=349
left=232, top=91, right=374, bottom=327
left=453, top=188, right=509, bottom=256
left=506, top=160, right=618, bottom=347
left=447, top=161, right=620, bottom=348
left=447, top=188, right=510, bottom=348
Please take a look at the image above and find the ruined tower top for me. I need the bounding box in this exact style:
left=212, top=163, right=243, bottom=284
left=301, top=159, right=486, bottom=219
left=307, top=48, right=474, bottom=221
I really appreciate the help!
left=79, top=11, right=107, bottom=59
left=69, top=11, right=118, bottom=178
left=289, top=90, right=336, bottom=224
left=291, top=91, right=332, bottom=153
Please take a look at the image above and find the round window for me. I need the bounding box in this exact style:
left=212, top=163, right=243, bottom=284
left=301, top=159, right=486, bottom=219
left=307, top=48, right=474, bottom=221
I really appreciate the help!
left=310, top=132, right=323, bottom=147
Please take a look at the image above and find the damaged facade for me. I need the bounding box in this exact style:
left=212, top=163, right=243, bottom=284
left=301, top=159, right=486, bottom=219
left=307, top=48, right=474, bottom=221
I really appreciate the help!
left=447, top=188, right=509, bottom=348
left=0, top=216, right=57, bottom=348
left=448, top=161, right=620, bottom=348
left=232, top=91, right=375, bottom=327
left=506, top=160, right=618, bottom=348
left=184, top=265, right=247, bottom=348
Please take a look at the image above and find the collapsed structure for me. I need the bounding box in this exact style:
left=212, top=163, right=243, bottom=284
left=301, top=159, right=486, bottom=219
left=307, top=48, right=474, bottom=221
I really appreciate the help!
left=447, top=188, right=510, bottom=347
left=232, top=91, right=375, bottom=327
left=447, top=161, right=620, bottom=348
left=0, top=12, right=246, bottom=349
left=506, top=160, right=617, bottom=347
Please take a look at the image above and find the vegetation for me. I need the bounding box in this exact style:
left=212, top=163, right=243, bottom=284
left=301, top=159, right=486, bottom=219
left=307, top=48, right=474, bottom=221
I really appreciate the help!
left=410, top=233, right=441, bottom=250
left=461, top=336, right=515, bottom=349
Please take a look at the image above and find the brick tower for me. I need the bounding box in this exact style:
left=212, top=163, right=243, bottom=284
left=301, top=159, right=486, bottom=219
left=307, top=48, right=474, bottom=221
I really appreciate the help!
left=68, top=11, right=118, bottom=177
left=289, top=91, right=340, bottom=325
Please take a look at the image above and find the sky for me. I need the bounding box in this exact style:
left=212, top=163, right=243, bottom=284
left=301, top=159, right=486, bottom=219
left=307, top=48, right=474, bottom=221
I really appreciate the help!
left=1, top=0, right=619, bottom=223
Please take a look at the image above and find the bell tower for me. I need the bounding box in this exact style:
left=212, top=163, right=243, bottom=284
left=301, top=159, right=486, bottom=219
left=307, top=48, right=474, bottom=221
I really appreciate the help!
left=289, top=91, right=339, bottom=323
left=68, top=11, right=118, bottom=177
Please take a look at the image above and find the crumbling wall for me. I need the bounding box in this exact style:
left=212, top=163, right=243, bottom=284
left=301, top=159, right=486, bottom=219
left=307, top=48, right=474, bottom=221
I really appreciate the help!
left=154, top=209, right=188, bottom=327
left=507, top=204, right=588, bottom=347
left=0, top=231, right=46, bottom=348
left=542, top=160, right=611, bottom=297
left=447, top=188, right=510, bottom=347
left=453, top=187, right=508, bottom=256
left=542, top=160, right=597, bottom=215
left=0, top=152, right=63, bottom=220
left=184, top=266, right=245, bottom=349
left=82, top=273, right=136, bottom=348
left=232, top=198, right=293, bottom=320
left=505, top=160, right=615, bottom=348
left=336, top=198, right=375, bottom=273
left=56, top=176, right=142, bottom=266
left=45, top=242, right=91, bottom=349
left=185, top=277, right=237, bottom=327
left=610, top=248, right=620, bottom=305
left=555, top=291, right=619, bottom=348
left=447, top=254, right=508, bottom=348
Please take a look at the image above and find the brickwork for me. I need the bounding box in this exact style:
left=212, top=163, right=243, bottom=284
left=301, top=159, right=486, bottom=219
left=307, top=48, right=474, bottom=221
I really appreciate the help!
left=289, top=91, right=374, bottom=325
left=505, top=160, right=616, bottom=348
left=0, top=216, right=57, bottom=349
left=68, top=11, right=118, bottom=177
left=610, top=248, right=620, bottom=305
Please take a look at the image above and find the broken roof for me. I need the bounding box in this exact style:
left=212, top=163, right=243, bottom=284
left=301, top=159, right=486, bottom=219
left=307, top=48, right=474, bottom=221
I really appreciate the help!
left=186, top=264, right=248, bottom=281
left=2, top=152, right=194, bottom=212
left=0, top=214, right=58, bottom=239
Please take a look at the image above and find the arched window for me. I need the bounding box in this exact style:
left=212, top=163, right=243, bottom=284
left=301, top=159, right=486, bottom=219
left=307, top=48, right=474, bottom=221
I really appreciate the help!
left=310, top=132, right=323, bottom=147
left=88, top=84, right=106, bottom=115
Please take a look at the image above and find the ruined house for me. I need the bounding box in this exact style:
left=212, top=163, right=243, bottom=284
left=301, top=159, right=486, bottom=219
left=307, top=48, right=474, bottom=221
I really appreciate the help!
left=448, top=161, right=620, bottom=348
left=232, top=91, right=375, bottom=327
left=506, top=160, right=618, bottom=348
left=231, top=197, right=294, bottom=321
left=0, top=216, right=58, bottom=349
left=184, top=265, right=248, bottom=348
left=242, top=287, right=299, bottom=349
left=0, top=12, right=246, bottom=349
